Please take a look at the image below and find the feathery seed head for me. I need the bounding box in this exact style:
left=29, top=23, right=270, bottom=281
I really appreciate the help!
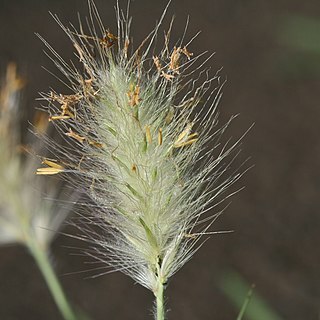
left=37, top=1, right=244, bottom=293
left=0, top=64, right=71, bottom=249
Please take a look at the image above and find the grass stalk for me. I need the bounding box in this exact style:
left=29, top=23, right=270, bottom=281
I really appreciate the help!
left=26, top=235, right=76, bottom=320
left=155, top=278, right=165, bottom=320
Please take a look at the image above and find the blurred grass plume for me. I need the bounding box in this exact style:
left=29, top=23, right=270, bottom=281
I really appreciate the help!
left=0, top=63, right=71, bottom=248
left=0, top=63, right=77, bottom=320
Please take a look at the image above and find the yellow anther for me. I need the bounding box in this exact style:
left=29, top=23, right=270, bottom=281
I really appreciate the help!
left=88, top=140, right=103, bottom=148
left=36, top=167, right=64, bottom=175
left=128, top=84, right=141, bottom=107
left=161, top=71, right=174, bottom=81
left=36, top=159, right=64, bottom=175
left=153, top=56, right=162, bottom=72
left=49, top=115, right=71, bottom=121
left=174, top=138, right=198, bottom=148
left=42, top=159, right=64, bottom=170
left=145, top=125, right=152, bottom=144
left=175, top=123, right=193, bottom=145
left=65, top=128, right=86, bottom=143
left=174, top=124, right=198, bottom=148
left=124, top=38, right=130, bottom=58
left=181, top=46, right=193, bottom=60
left=158, top=128, right=163, bottom=146
left=169, top=46, right=181, bottom=74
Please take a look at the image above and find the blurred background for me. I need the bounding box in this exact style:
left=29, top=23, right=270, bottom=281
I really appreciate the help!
left=0, top=0, right=320, bottom=319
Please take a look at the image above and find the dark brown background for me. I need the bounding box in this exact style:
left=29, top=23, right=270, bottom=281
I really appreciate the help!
left=1, top=0, right=320, bottom=319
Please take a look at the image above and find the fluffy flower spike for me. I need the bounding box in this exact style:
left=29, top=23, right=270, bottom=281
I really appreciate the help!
left=0, top=63, right=72, bottom=249
left=37, top=0, right=245, bottom=298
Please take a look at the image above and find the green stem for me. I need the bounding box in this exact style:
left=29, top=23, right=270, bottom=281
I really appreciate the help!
left=155, top=278, right=165, bottom=320
left=26, top=236, right=76, bottom=320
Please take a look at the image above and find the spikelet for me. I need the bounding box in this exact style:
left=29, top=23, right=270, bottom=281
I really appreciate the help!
left=0, top=63, right=72, bottom=249
left=37, top=1, right=246, bottom=299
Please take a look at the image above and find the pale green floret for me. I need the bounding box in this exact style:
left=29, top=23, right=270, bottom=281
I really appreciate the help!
left=87, top=64, right=195, bottom=290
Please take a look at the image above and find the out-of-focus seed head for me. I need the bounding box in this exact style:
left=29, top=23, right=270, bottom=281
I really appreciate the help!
left=0, top=64, right=71, bottom=249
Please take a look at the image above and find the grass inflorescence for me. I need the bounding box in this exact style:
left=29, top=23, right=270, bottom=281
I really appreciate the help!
left=36, top=1, right=247, bottom=318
